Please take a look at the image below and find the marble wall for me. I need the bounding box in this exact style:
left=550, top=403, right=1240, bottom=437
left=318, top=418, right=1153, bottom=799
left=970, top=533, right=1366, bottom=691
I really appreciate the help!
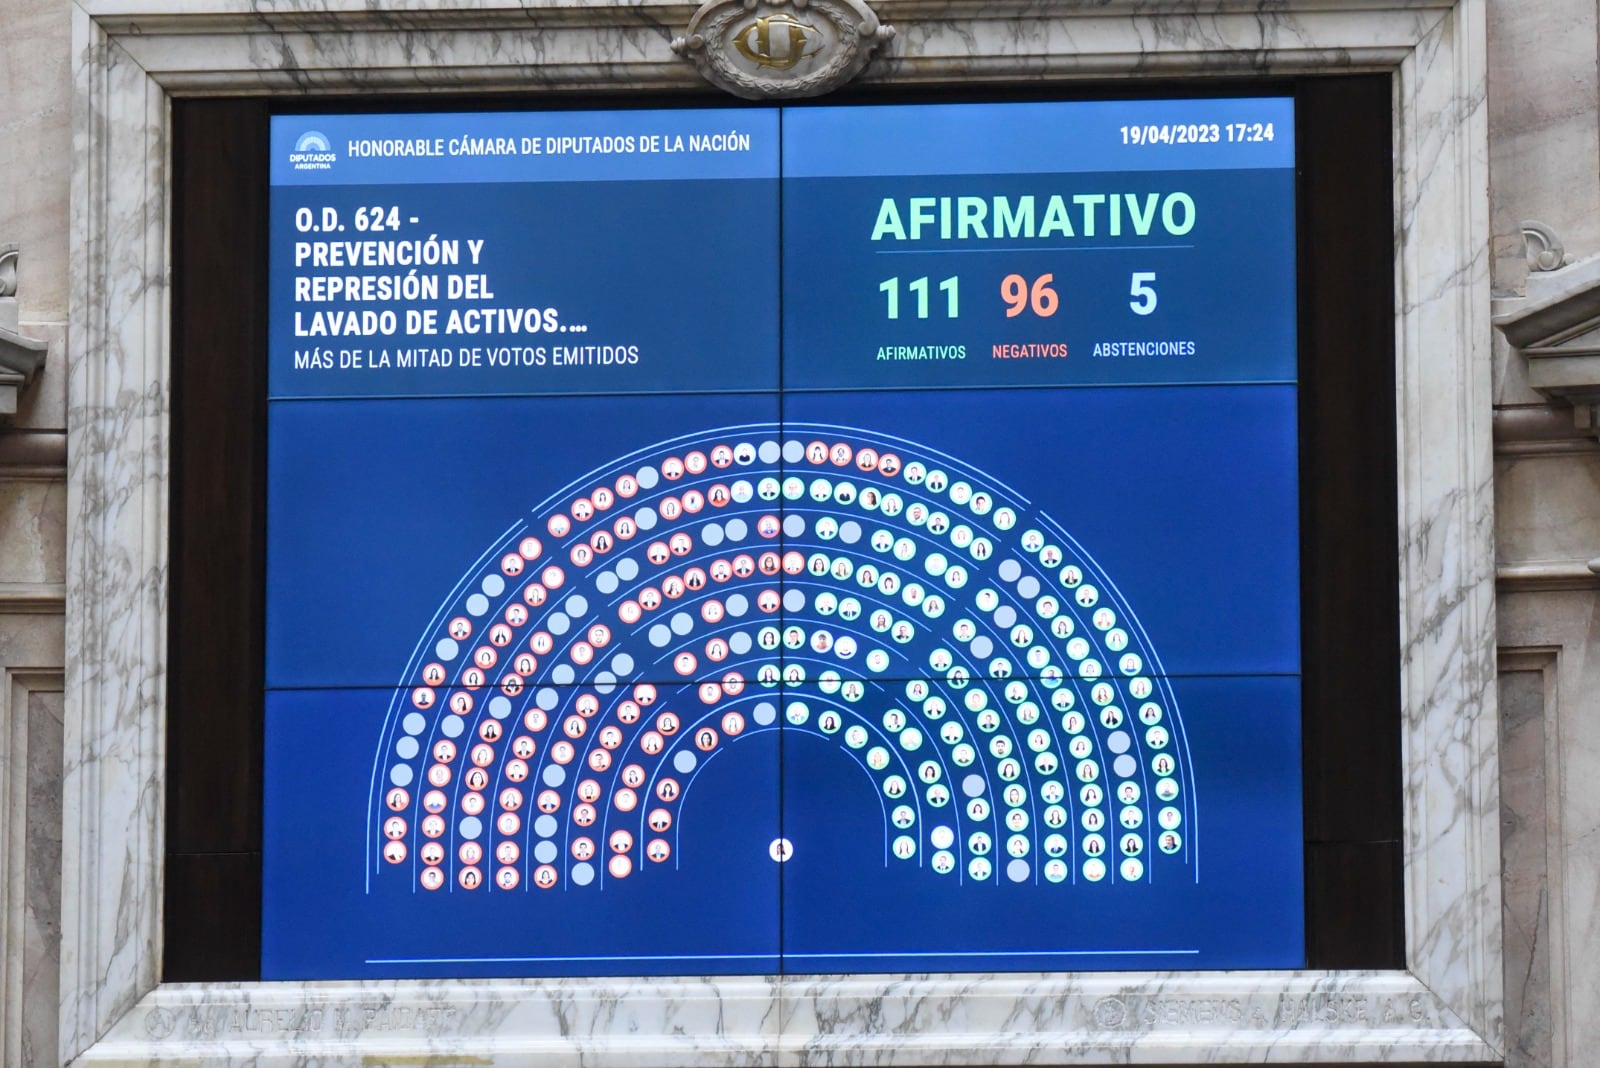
left=0, top=0, right=70, bottom=1064
left=1486, top=0, right=1600, bottom=305
left=1486, top=0, right=1600, bottom=1065
left=0, top=0, right=1596, bottom=1063
left=1494, top=592, right=1600, bottom=1068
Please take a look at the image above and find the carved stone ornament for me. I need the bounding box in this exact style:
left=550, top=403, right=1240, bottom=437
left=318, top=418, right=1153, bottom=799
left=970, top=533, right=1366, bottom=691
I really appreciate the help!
left=672, top=0, right=894, bottom=100
left=1494, top=250, right=1600, bottom=437
left=1522, top=219, right=1571, bottom=272
left=0, top=244, right=48, bottom=418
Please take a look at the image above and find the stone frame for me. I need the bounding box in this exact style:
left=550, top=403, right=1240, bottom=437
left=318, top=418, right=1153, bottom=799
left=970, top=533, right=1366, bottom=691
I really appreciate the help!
left=1, top=666, right=65, bottom=1067
left=63, top=1, right=1498, bottom=1062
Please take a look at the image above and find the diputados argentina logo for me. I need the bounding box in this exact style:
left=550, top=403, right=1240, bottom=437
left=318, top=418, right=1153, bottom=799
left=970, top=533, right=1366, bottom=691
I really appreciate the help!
left=289, top=131, right=336, bottom=172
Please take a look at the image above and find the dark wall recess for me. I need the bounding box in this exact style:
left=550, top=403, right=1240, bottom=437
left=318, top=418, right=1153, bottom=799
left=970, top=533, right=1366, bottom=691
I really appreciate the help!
left=1295, top=76, right=1405, bottom=969
left=167, top=98, right=271, bottom=980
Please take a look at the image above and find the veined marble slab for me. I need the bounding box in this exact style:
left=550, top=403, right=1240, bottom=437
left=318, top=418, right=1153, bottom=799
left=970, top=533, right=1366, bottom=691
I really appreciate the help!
left=63, top=1, right=1499, bottom=1063
left=79, top=972, right=1488, bottom=1065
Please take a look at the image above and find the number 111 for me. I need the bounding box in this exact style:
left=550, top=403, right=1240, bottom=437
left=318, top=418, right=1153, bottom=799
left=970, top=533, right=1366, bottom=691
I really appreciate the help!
left=880, top=275, right=960, bottom=319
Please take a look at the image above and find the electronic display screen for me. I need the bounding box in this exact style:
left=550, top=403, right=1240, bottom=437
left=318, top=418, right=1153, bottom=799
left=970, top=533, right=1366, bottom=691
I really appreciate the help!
left=263, top=99, right=1302, bottom=979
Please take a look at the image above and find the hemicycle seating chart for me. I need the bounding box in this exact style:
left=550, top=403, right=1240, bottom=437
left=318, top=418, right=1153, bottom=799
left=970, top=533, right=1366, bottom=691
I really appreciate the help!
left=263, top=100, right=1305, bottom=978
left=373, top=425, right=1192, bottom=897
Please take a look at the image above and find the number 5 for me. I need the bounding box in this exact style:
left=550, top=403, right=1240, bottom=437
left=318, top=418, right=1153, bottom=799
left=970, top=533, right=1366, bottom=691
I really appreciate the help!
left=1129, top=272, right=1158, bottom=315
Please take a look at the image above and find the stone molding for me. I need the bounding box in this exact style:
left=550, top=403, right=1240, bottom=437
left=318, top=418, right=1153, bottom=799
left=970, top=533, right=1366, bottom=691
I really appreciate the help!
left=1493, top=405, right=1600, bottom=456
left=0, top=430, right=69, bottom=481
left=1494, top=254, right=1600, bottom=438
left=1489, top=407, right=1600, bottom=592
left=0, top=246, right=49, bottom=419
left=0, top=584, right=69, bottom=614
left=65, top=1, right=1499, bottom=1064
left=1495, top=563, right=1600, bottom=593
left=0, top=667, right=65, bottom=1068
left=1493, top=588, right=1600, bottom=1068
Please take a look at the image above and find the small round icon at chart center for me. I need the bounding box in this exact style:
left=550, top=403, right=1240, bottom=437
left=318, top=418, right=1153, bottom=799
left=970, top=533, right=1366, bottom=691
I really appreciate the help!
left=769, top=837, right=794, bottom=863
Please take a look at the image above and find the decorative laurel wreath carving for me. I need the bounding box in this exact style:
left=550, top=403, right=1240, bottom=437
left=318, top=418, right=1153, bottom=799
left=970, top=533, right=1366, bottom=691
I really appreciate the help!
left=673, top=0, right=895, bottom=100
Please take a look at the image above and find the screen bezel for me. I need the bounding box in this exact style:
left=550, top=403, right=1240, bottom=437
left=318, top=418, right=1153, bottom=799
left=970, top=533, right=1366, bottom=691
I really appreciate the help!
left=165, top=75, right=1399, bottom=981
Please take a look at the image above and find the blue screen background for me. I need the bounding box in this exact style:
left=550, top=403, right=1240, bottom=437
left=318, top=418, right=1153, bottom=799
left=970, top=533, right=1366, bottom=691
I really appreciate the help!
left=263, top=101, right=1303, bottom=979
